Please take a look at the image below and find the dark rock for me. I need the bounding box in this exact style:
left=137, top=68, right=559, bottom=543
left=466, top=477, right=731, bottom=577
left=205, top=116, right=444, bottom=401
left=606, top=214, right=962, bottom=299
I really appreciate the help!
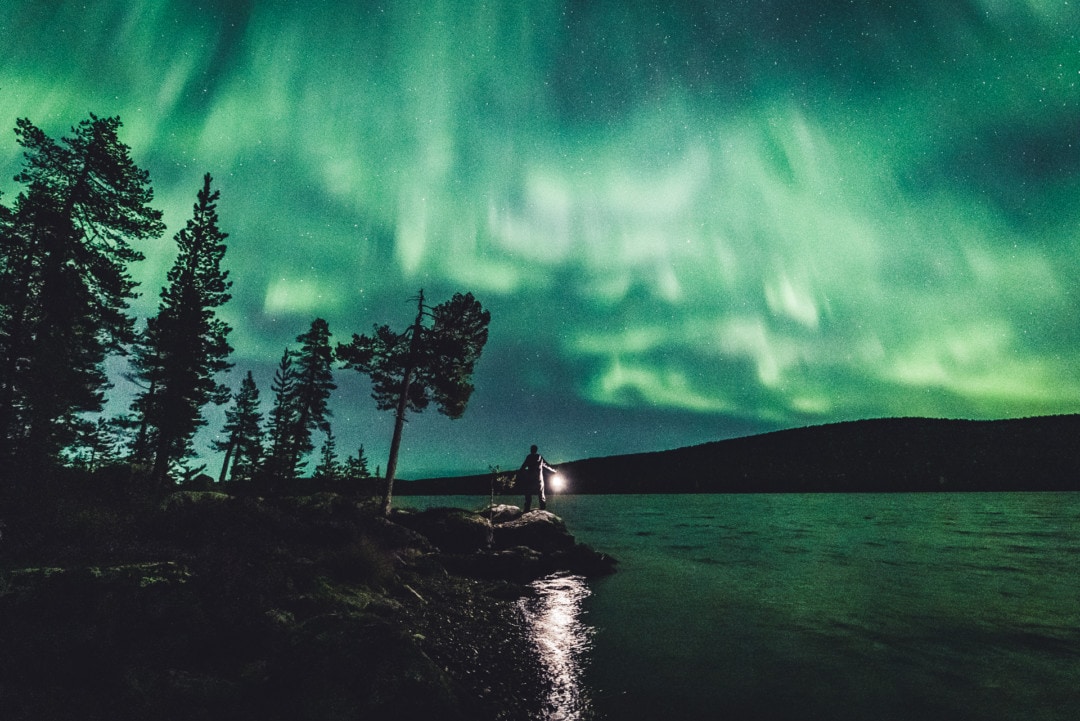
left=483, top=503, right=523, bottom=524
left=366, top=515, right=436, bottom=561
left=492, top=510, right=575, bottom=554
left=439, top=546, right=545, bottom=584
left=551, top=542, right=620, bottom=577
left=391, top=507, right=493, bottom=553
left=393, top=506, right=618, bottom=581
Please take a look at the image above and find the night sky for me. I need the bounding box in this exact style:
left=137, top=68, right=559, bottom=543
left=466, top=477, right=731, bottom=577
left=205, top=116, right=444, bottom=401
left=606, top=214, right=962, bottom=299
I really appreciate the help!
left=3, top=1, right=1080, bottom=478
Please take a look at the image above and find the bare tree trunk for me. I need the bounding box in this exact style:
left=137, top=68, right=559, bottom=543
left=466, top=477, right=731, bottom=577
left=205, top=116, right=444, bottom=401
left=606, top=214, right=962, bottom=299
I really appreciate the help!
left=152, top=427, right=173, bottom=487
left=381, top=291, right=425, bottom=515
left=131, top=376, right=156, bottom=464
left=217, top=435, right=235, bottom=484
left=381, top=371, right=412, bottom=515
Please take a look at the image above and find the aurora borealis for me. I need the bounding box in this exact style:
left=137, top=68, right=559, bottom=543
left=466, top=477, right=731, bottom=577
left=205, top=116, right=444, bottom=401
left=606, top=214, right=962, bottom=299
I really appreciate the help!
left=3, top=1, right=1079, bottom=477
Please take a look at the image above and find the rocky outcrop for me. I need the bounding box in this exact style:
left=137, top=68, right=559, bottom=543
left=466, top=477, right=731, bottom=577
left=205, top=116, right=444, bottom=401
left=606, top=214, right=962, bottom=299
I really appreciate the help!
left=493, top=510, right=575, bottom=553
left=0, top=491, right=615, bottom=721
left=392, top=505, right=618, bottom=582
left=485, top=503, right=523, bottom=524
left=390, top=506, right=493, bottom=553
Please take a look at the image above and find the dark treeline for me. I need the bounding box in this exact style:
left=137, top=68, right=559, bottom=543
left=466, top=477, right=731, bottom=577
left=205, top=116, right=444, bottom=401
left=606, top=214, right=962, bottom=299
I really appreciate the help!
left=402, top=415, right=1080, bottom=495
left=0, top=114, right=490, bottom=512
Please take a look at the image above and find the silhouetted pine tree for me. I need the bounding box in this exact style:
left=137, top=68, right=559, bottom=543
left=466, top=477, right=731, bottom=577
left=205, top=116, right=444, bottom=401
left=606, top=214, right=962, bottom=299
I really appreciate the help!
left=0, top=115, right=164, bottom=479
left=102, top=413, right=141, bottom=458
left=342, top=445, right=371, bottom=481
left=214, top=370, right=263, bottom=483
left=265, top=349, right=300, bottom=482
left=63, top=417, right=125, bottom=471
left=131, top=173, right=233, bottom=484
left=0, top=189, right=10, bottom=234
left=312, top=428, right=342, bottom=482
left=0, top=189, right=12, bottom=299
left=289, top=318, right=336, bottom=468
left=338, top=290, right=490, bottom=513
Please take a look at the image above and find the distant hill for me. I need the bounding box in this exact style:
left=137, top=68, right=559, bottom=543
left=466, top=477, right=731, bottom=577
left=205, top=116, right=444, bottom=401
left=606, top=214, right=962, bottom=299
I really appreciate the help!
left=398, top=415, right=1080, bottom=494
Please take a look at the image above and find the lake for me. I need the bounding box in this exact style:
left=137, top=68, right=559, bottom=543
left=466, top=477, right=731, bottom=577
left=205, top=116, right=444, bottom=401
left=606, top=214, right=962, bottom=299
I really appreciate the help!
left=399, top=493, right=1080, bottom=720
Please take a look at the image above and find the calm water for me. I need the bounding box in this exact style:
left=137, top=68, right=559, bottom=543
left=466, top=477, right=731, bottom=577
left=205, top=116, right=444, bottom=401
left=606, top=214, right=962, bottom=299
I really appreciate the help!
left=401, top=493, right=1080, bottom=720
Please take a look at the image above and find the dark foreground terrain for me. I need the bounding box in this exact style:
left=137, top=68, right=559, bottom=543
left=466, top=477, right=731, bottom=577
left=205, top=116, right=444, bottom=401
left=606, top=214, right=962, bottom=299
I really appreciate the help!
left=0, top=479, right=615, bottom=721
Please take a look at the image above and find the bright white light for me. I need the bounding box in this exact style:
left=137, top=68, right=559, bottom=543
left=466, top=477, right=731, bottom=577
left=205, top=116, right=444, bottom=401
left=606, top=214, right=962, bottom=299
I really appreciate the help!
left=548, top=473, right=565, bottom=492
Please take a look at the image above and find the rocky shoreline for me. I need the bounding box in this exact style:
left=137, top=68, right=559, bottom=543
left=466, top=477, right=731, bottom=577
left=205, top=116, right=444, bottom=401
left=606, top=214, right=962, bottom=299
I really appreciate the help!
left=0, top=491, right=616, bottom=720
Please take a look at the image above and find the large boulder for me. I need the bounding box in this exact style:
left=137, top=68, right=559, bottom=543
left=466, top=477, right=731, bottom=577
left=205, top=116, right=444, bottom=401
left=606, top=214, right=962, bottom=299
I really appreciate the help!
left=365, top=515, right=434, bottom=556
left=492, top=510, right=575, bottom=554
left=484, top=504, right=523, bottom=524
left=393, top=508, right=618, bottom=579
left=391, top=507, right=493, bottom=553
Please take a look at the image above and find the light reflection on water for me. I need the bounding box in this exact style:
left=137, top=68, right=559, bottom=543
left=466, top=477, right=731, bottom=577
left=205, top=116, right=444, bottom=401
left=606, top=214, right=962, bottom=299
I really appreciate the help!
left=518, top=573, right=595, bottom=720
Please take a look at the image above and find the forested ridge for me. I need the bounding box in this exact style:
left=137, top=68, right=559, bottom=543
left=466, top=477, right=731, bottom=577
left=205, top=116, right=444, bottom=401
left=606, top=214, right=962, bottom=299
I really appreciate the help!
left=404, top=415, right=1080, bottom=494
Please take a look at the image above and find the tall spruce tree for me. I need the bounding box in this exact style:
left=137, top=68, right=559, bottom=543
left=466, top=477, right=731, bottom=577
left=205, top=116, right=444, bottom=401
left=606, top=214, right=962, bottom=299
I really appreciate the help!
left=265, top=320, right=337, bottom=482
left=338, top=290, right=490, bottom=513
left=214, top=370, right=263, bottom=483
left=0, top=190, right=15, bottom=414
left=289, top=318, right=336, bottom=464
left=265, top=348, right=300, bottom=482
left=132, top=173, right=233, bottom=484
left=0, top=189, right=11, bottom=288
left=0, top=115, right=164, bottom=479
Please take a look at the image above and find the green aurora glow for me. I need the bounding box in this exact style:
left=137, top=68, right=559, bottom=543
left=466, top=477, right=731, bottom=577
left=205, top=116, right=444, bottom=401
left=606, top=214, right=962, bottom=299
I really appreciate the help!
left=3, top=1, right=1080, bottom=476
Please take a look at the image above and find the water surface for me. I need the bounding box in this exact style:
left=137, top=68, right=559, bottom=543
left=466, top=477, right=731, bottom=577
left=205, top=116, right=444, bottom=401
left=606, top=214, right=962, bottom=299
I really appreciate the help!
left=403, top=493, right=1080, bottom=720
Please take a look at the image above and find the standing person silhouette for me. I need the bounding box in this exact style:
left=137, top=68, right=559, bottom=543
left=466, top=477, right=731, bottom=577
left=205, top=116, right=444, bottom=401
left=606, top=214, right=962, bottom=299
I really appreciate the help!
left=519, top=444, right=555, bottom=512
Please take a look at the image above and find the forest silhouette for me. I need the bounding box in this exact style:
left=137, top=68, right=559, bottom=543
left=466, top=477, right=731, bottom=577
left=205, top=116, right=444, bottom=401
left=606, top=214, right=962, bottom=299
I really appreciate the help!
left=0, top=114, right=490, bottom=513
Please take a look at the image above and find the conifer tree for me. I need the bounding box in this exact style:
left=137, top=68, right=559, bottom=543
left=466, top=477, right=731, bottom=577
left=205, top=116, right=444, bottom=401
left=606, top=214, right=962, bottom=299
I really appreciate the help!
left=265, top=348, right=300, bottom=482
left=289, top=318, right=336, bottom=465
left=214, top=370, right=263, bottom=483
left=63, top=417, right=124, bottom=471
left=342, top=445, right=371, bottom=481
left=0, top=115, right=164, bottom=478
left=0, top=189, right=12, bottom=294
left=263, top=320, right=336, bottom=482
left=0, top=189, right=10, bottom=234
left=132, top=173, right=233, bottom=484
left=338, top=290, right=490, bottom=513
left=312, top=428, right=342, bottom=482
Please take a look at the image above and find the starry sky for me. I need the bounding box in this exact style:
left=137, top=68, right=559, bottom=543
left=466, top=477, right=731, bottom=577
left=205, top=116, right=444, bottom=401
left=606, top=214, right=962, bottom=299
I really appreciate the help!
left=3, top=1, right=1080, bottom=478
